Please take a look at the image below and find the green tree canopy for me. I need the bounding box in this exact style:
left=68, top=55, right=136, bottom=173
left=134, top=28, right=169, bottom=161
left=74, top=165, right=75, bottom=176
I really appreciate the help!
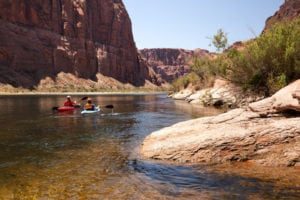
left=212, top=29, right=228, bottom=52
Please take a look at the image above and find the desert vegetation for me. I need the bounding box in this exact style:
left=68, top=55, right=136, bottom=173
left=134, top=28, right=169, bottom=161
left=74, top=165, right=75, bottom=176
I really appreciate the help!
left=173, top=17, right=300, bottom=95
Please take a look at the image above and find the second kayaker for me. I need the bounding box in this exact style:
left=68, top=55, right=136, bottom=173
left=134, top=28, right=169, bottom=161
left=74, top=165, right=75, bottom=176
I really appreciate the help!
left=84, top=98, right=96, bottom=111
left=64, top=96, right=77, bottom=107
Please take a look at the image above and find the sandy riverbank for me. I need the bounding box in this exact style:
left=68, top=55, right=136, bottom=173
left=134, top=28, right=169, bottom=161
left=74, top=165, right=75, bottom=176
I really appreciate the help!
left=0, top=91, right=168, bottom=96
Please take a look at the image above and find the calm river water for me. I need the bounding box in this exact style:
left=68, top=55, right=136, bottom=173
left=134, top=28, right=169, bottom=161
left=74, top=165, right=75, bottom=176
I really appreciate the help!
left=0, top=94, right=299, bottom=199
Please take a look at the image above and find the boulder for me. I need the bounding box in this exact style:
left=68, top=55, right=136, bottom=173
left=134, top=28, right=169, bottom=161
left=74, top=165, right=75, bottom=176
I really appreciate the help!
left=172, top=89, right=193, bottom=100
left=210, top=87, right=237, bottom=107
left=186, top=89, right=209, bottom=103
left=178, top=78, right=249, bottom=108
left=249, top=80, right=300, bottom=114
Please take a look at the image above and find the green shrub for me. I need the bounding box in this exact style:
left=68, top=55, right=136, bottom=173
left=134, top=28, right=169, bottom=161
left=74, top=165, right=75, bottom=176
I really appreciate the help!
left=191, top=54, right=229, bottom=80
left=190, top=17, right=300, bottom=95
left=267, top=73, right=287, bottom=94
left=172, top=72, right=200, bottom=91
left=228, top=17, right=300, bottom=95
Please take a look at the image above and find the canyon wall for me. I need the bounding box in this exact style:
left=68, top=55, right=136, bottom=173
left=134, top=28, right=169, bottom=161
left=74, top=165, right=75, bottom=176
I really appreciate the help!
left=140, top=48, right=211, bottom=83
left=264, top=0, right=300, bottom=31
left=0, top=0, right=151, bottom=88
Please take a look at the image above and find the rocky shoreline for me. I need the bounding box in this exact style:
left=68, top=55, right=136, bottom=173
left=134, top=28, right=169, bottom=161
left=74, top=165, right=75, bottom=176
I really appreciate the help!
left=171, top=78, right=264, bottom=108
left=141, top=80, right=300, bottom=167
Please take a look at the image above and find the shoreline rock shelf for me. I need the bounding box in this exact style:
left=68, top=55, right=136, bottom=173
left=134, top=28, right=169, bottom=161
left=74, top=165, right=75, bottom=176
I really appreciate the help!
left=171, top=79, right=263, bottom=108
left=142, top=80, right=300, bottom=167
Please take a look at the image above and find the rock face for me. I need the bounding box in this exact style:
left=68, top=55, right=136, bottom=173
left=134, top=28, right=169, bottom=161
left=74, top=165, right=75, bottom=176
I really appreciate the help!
left=142, top=80, right=300, bottom=167
left=172, top=78, right=262, bottom=108
left=264, top=0, right=300, bottom=31
left=0, top=0, right=150, bottom=89
left=140, top=48, right=211, bottom=83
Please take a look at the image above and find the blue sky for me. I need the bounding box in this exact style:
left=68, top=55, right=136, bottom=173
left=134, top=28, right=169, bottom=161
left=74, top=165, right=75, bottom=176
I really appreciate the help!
left=123, top=0, right=284, bottom=51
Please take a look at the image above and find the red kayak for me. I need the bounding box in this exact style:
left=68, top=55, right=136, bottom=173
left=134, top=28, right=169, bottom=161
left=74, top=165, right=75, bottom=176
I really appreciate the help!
left=52, top=105, right=81, bottom=112
left=57, top=106, right=75, bottom=112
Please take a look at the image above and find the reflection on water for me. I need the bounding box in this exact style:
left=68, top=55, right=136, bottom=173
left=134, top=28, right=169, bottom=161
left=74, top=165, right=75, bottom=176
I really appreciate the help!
left=0, top=94, right=299, bottom=199
left=173, top=100, right=225, bottom=118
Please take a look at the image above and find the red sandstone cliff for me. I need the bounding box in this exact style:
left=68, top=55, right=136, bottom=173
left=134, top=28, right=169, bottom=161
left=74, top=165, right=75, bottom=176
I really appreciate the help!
left=264, top=0, right=300, bottom=31
left=140, top=48, right=211, bottom=83
left=0, top=0, right=151, bottom=89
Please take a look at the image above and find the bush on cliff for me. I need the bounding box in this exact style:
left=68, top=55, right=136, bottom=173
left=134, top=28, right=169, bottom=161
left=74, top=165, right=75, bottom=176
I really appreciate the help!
left=191, top=17, right=300, bottom=95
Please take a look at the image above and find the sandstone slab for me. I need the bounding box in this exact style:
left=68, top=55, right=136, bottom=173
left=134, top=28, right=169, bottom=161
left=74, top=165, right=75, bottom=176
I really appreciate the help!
left=142, top=80, right=300, bottom=167
left=141, top=109, right=300, bottom=167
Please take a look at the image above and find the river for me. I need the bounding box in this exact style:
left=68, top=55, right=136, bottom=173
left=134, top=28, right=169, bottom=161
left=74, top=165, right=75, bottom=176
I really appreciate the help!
left=0, top=94, right=299, bottom=199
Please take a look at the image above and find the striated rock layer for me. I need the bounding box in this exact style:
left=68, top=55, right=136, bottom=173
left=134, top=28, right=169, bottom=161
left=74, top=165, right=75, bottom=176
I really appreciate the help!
left=0, top=0, right=151, bottom=88
left=264, top=0, right=300, bottom=31
left=140, top=48, right=211, bottom=83
left=142, top=80, right=300, bottom=167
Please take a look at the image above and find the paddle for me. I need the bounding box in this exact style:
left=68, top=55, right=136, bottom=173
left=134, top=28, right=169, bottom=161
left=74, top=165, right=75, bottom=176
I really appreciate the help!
left=105, top=105, right=114, bottom=109
left=52, top=96, right=88, bottom=111
left=104, top=104, right=114, bottom=114
left=81, top=96, right=88, bottom=101
left=52, top=106, right=59, bottom=111
left=73, top=96, right=88, bottom=108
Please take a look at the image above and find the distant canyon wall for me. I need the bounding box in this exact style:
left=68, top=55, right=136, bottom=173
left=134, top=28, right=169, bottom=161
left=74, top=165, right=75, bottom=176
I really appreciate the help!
left=140, top=48, right=211, bottom=83
left=0, top=0, right=152, bottom=88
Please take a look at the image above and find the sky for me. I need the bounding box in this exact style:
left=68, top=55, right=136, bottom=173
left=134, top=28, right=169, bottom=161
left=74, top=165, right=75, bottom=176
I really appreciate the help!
left=123, top=0, right=284, bottom=51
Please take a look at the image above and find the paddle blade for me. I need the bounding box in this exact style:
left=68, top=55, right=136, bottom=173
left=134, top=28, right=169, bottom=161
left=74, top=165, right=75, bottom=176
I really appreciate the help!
left=81, top=96, right=88, bottom=101
left=52, top=106, right=59, bottom=111
left=105, top=105, right=114, bottom=109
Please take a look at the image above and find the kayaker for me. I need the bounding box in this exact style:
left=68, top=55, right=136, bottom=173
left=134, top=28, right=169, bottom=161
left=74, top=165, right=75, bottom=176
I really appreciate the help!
left=64, top=96, right=76, bottom=107
left=84, top=98, right=95, bottom=111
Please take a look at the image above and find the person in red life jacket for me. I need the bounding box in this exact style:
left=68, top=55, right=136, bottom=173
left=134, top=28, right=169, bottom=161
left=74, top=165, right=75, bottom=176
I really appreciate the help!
left=64, top=96, right=76, bottom=107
